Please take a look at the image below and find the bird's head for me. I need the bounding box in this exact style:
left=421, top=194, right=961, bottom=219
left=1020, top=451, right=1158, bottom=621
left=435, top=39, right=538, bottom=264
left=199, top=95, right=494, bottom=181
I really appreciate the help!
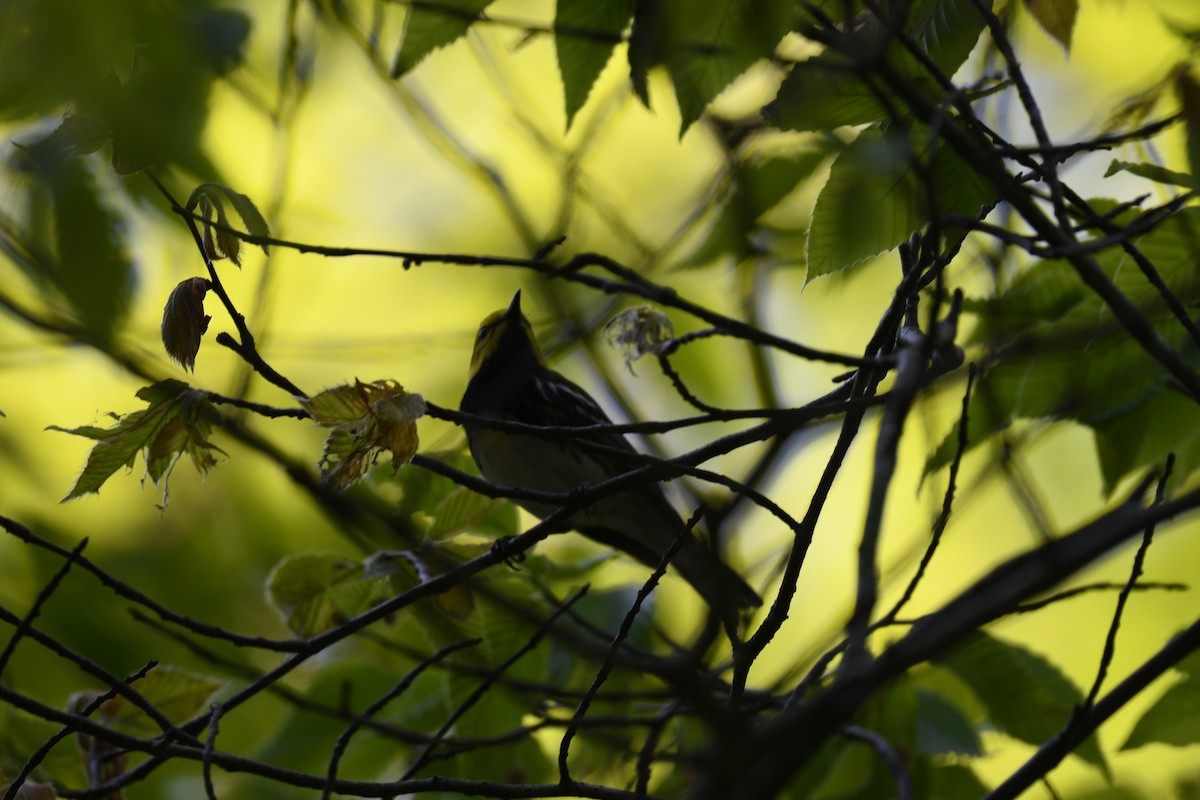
left=468, top=290, right=546, bottom=381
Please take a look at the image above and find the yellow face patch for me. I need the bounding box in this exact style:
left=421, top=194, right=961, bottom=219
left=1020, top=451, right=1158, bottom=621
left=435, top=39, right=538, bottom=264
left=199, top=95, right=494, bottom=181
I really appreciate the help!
left=468, top=309, right=508, bottom=379
left=467, top=296, right=547, bottom=381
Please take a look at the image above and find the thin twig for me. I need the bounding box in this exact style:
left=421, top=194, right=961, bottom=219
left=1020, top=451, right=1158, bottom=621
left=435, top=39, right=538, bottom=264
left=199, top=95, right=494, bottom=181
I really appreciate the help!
left=203, top=704, right=221, bottom=800
left=401, top=590, right=588, bottom=780
left=2, top=662, right=157, bottom=800
left=881, top=364, right=976, bottom=624
left=843, top=725, right=913, bottom=800
left=985, top=614, right=1200, bottom=800
left=558, top=511, right=698, bottom=781
left=1085, top=454, right=1176, bottom=706
left=325, top=638, right=481, bottom=798
left=0, top=538, right=88, bottom=677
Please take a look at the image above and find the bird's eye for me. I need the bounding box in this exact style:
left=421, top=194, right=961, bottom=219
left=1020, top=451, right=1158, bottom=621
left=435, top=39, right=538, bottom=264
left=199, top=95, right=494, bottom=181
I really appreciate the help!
left=476, top=325, right=492, bottom=342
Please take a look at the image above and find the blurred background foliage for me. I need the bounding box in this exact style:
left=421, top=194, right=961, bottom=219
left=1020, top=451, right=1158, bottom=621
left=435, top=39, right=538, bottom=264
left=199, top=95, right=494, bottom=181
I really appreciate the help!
left=2, top=0, right=1200, bottom=797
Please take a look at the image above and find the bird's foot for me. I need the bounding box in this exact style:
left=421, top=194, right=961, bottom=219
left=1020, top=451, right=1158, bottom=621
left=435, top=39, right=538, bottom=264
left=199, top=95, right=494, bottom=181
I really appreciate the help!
left=568, top=482, right=592, bottom=509
left=490, top=536, right=526, bottom=569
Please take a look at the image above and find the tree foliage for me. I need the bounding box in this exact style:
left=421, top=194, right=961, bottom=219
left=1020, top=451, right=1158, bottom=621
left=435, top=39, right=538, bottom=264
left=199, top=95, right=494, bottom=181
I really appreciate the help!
left=2, top=0, right=1200, bottom=799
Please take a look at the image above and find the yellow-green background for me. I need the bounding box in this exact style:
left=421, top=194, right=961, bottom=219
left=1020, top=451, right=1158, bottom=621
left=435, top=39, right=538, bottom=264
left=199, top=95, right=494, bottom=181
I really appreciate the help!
left=2, top=0, right=1200, bottom=796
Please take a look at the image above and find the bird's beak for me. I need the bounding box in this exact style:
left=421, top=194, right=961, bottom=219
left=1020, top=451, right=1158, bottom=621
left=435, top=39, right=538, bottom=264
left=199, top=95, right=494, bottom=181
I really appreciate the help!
left=505, top=290, right=523, bottom=321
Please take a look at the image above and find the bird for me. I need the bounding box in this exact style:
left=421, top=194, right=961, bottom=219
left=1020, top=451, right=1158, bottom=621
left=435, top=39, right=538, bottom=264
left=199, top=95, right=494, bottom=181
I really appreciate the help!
left=459, top=290, right=761, bottom=622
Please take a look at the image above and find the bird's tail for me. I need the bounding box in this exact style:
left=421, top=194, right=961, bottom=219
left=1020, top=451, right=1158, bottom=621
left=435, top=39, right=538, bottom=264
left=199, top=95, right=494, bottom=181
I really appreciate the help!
left=672, top=542, right=762, bottom=622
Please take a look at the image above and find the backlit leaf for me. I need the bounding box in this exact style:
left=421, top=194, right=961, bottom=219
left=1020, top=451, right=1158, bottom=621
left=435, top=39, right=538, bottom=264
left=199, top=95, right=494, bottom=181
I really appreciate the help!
left=107, top=667, right=224, bottom=735
left=555, top=0, right=636, bottom=129
left=267, top=553, right=394, bottom=638
left=1177, top=67, right=1200, bottom=192
left=927, top=207, right=1200, bottom=486
left=48, top=160, right=132, bottom=341
left=1122, top=672, right=1200, bottom=750
left=1023, top=0, right=1079, bottom=52
left=428, top=487, right=503, bottom=539
left=392, top=0, right=493, bottom=77
left=938, top=633, right=1109, bottom=775
left=185, top=182, right=271, bottom=266
left=49, top=380, right=222, bottom=502
left=302, top=379, right=426, bottom=490
left=915, top=688, right=983, bottom=757
left=629, top=0, right=793, bottom=133
left=1104, top=158, right=1194, bottom=189
left=770, top=0, right=990, bottom=132
left=807, top=124, right=993, bottom=280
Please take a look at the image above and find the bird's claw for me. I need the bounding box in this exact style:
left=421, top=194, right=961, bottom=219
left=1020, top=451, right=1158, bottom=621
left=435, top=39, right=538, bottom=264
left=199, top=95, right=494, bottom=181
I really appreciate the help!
left=568, top=483, right=592, bottom=508
left=491, top=536, right=526, bottom=569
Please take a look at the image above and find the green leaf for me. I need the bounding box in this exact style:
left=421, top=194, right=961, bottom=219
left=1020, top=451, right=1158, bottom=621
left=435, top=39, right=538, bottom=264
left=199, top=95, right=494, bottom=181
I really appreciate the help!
left=0, top=704, right=81, bottom=786
left=937, top=633, right=1109, bottom=775
left=928, top=206, right=1200, bottom=481
left=1023, top=0, right=1079, bottom=52
left=1176, top=68, right=1200, bottom=193
left=428, top=486, right=504, bottom=539
left=679, top=141, right=836, bottom=270
left=807, top=738, right=875, bottom=797
left=302, top=383, right=372, bottom=425
left=739, top=145, right=834, bottom=217
left=1122, top=672, right=1200, bottom=750
left=107, top=666, right=223, bottom=735
left=144, top=391, right=224, bottom=486
left=678, top=201, right=749, bottom=271
left=806, top=124, right=993, bottom=280
left=221, top=185, right=271, bottom=251
left=49, top=379, right=219, bottom=501
left=909, top=0, right=992, bottom=69
left=677, top=0, right=796, bottom=134
left=1104, top=158, right=1194, bottom=189
left=663, top=0, right=763, bottom=133
left=267, top=553, right=394, bottom=638
left=628, top=0, right=793, bottom=133
left=768, top=733, right=858, bottom=799
left=626, top=0, right=663, bottom=106
left=392, top=0, right=493, bottom=77
left=545, top=587, right=658, bottom=687
left=770, top=0, right=990, bottom=132
left=923, top=764, right=989, bottom=800
left=0, top=3, right=245, bottom=173
left=914, top=687, right=983, bottom=757
left=555, top=0, right=636, bottom=129
left=386, top=449, right=470, bottom=517
left=1092, top=389, right=1200, bottom=495
left=926, top=319, right=1180, bottom=476
left=386, top=448, right=520, bottom=540
left=255, top=655, right=429, bottom=775
left=385, top=544, right=553, bottom=783
left=48, top=160, right=132, bottom=341
left=768, top=62, right=890, bottom=132
left=1177, top=651, right=1200, bottom=676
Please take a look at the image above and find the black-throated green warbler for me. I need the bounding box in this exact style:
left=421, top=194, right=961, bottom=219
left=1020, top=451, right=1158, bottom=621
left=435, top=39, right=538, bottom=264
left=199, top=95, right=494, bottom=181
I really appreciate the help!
left=460, top=291, right=761, bottom=620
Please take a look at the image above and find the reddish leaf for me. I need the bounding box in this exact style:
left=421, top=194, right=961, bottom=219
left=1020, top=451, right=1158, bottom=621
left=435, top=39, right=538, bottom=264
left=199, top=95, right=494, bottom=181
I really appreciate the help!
left=301, top=379, right=426, bottom=490
left=184, top=182, right=270, bottom=266
left=161, top=277, right=211, bottom=371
